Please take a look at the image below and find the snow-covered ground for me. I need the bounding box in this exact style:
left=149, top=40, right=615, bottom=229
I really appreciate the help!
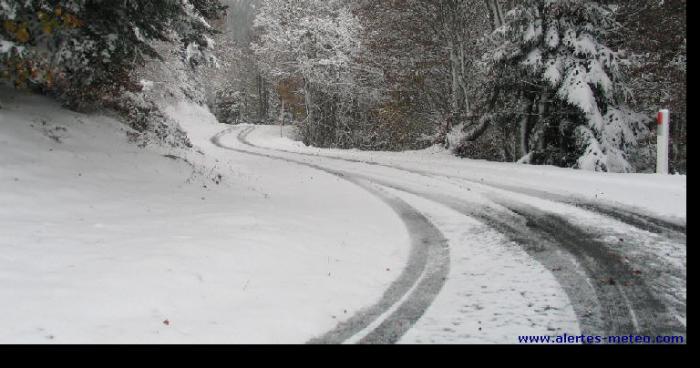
left=0, top=90, right=686, bottom=343
left=0, top=90, right=409, bottom=343
left=223, top=124, right=686, bottom=342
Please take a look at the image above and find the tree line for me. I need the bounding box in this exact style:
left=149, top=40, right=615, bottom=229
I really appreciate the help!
left=2, top=0, right=686, bottom=173
left=223, top=0, right=685, bottom=173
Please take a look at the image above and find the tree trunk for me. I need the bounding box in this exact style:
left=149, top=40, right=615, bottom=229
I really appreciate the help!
left=517, top=91, right=536, bottom=160
left=257, top=73, right=269, bottom=123
left=457, top=45, right=471, bottom=114
left=303, top=78, right=312, bottom=124
left=518, top=100, right=531, bottom=159
left=484, top=0, right=505, bottom=30
left=535, top=90, right=548, bottom=152
left=448, top=41, right=461, bottom=116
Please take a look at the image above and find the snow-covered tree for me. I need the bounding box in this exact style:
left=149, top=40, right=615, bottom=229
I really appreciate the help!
left=252, top=0, right=378, bottom=147
left=355, top=0, right=493, bottom=149
left=485, top=0, right=649, bottom=172
left=203, top=0, right=271, bottom=124
left=253, top=0, right=363, bottom=91
left=0, top=0, right=226, bottom=108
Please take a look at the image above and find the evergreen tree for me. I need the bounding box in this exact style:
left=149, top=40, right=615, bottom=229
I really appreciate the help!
left=1, top=0, right=226, bottom=108
left=486, top=0, right=648, bottom=172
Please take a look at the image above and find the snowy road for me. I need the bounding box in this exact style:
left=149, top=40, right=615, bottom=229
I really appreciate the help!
left=211, top=124, right=686, bottom=343
left=1, top=93, right=685, bottom=343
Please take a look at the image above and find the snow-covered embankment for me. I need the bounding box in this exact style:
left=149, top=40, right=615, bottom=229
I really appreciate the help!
left=0, top=90, right=409, bottom=343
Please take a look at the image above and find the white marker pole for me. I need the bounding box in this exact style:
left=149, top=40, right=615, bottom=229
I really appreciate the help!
left=656, top=109, right=670, bottom=175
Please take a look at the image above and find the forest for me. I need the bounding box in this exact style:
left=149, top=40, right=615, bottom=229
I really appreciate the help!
left=1, top=0, right=687, bottom=173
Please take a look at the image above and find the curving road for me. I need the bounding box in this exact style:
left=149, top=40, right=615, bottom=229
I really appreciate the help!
left=212, top=125, right=686, bottom=344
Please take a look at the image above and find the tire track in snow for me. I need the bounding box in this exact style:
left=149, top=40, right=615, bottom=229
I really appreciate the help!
left=380, top=185, right=684, bottom=337
left=469, top=199, right=684, bottom=336
left=211, top=126, right=450, bottom=344
left=242, top=127, right=685, bottom=237
left=233, top=125, right=685, bottom=339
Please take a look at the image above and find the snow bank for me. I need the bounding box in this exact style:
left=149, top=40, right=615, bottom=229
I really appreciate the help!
left=0, top=90, right=410, bottom=343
